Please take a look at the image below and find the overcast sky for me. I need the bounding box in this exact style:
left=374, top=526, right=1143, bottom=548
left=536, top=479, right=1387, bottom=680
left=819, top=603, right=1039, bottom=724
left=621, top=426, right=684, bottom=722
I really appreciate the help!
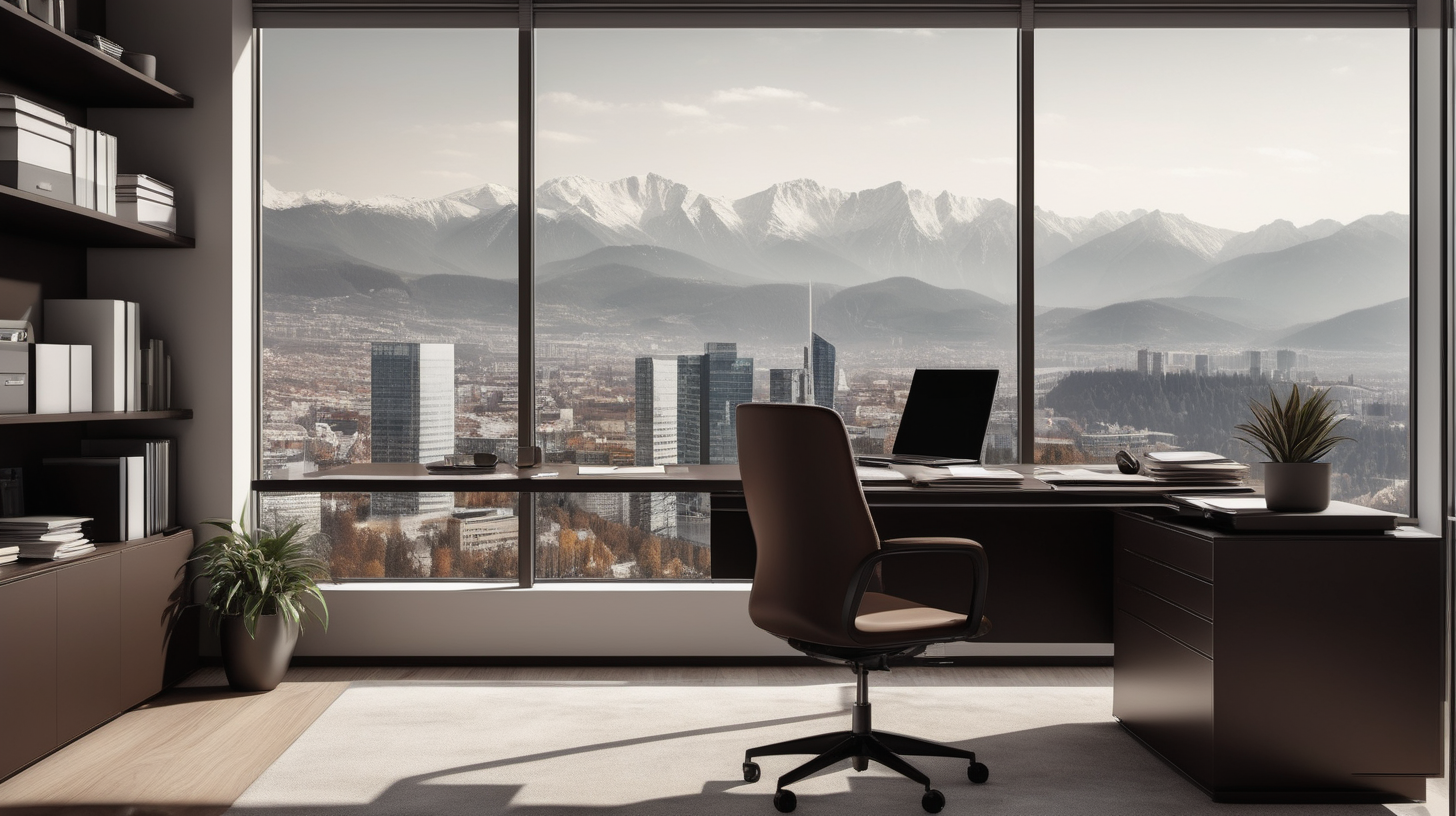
left=262, top=27, right=1407, bottom=232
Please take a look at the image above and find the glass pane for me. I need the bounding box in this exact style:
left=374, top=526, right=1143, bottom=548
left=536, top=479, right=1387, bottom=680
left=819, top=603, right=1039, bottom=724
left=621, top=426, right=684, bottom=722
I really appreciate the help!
left=259, top=492, right=520, bottom=579
left=257, top=29, right=520, bottom=578
left=534, top=28, right=1019, bottom=578
left=1035, top=30, right=1410, bottom=511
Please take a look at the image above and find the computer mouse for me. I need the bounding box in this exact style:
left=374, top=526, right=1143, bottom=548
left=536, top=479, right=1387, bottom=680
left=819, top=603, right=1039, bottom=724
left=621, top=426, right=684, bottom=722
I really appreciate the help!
left=1115, top=450, right=1140, bottom=474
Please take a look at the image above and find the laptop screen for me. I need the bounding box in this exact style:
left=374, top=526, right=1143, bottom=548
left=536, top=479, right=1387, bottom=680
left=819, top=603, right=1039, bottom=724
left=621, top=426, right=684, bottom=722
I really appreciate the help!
left=891, top=369, right=999, bottom=460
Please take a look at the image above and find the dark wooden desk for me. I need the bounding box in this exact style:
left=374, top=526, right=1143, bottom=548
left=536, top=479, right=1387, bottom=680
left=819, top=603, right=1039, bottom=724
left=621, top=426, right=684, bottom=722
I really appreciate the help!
left=255, top=463, right=1242, bottom=646
left=1112, top=512, right=1442, bottom=803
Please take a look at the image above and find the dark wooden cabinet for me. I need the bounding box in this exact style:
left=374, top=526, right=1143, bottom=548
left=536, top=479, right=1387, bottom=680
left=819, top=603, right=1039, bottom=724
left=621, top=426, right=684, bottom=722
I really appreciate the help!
left=0, top=530, right=193, bottom=781
left=119, top=532, right=193, bottom=708
left=56, top=553, right=122, bottom=742
left=0, top=573, right=58, bottom=778
left=1113, top=512, right=1442, bottom=803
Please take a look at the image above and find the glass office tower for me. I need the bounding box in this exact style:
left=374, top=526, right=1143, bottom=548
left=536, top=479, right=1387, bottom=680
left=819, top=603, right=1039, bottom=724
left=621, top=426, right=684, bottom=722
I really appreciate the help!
left=634, top=357, right=680, bottom=466
left=811, top=333, right=836, bottom=412
left=703, top=342, right=753, bottom=465
left=370, top=342, right=455, bottom=517
left=675, top=354, right=702, bottom=465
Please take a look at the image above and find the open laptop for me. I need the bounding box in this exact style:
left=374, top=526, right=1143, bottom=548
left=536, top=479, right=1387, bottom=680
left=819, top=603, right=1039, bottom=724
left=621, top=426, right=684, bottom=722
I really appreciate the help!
left=857, top=369, right=999, bottom=467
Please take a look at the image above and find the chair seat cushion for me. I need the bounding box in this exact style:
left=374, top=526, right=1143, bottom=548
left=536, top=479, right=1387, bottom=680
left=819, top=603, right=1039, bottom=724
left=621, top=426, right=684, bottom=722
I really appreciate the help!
left=854, top=591, right=967, bottom=634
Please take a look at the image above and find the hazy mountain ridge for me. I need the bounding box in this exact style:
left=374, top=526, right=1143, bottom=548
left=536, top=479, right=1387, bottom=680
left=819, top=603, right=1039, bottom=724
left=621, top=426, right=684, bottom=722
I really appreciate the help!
left=263, top=173, right=1404, bottom=327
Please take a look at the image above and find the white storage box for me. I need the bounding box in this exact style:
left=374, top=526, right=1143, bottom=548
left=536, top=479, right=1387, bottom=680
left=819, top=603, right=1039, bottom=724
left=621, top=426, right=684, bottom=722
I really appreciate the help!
left=0, top=95, right=73, bottom=204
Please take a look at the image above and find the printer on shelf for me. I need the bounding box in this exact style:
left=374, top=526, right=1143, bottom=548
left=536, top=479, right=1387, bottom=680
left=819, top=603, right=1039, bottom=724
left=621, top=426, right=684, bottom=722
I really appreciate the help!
left=0, top=319, right=33, bottom=414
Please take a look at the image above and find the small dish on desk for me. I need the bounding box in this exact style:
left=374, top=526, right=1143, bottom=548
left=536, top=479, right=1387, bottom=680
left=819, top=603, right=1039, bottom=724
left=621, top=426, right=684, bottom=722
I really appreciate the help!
left=424, top=453, right=498, bottom=473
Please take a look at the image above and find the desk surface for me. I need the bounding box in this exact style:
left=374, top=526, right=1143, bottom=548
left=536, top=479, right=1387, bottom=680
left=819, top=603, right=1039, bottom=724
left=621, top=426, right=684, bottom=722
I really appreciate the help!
left=252, top=462, right=1252, bottom=504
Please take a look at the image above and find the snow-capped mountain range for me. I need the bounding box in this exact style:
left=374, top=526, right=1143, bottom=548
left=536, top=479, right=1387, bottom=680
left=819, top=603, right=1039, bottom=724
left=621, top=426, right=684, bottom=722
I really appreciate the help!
left=261, top=174, right=1409, bottom=321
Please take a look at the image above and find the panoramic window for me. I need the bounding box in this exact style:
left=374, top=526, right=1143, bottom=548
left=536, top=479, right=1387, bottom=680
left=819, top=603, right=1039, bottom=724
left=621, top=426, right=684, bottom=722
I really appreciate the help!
left=532, top=28, right=1018, bottom=578
left=1034, top=29, right=1410, bottom=511
left=256, top=29, right=521, bottom=578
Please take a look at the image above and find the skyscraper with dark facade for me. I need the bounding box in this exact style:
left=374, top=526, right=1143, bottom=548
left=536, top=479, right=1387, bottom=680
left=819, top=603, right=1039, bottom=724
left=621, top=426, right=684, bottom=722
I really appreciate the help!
left=676, top=354, right=702, bottom=465
left=769, top=368, right=808, bottom=404
left=703, top=342, right=753, bottom=464
left=370, top=342, right=454, bottom=517
left=811, top=333, right=836, bottom=411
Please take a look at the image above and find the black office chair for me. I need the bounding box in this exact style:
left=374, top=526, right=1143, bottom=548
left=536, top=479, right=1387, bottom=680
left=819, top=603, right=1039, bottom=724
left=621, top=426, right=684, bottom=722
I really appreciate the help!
left=735, top=402, right=992, bottom=814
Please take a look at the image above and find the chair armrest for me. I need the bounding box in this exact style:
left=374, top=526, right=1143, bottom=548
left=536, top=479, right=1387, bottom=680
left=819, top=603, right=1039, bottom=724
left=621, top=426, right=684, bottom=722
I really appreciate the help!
left=841, top=539, right=989, bottom=643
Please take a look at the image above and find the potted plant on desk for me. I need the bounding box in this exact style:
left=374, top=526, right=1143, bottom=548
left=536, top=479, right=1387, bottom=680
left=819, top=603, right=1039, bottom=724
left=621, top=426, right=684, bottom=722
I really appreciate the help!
left=1234, top=385, right=1350, bottom=512
left=191, top=510, right=329, bottom=691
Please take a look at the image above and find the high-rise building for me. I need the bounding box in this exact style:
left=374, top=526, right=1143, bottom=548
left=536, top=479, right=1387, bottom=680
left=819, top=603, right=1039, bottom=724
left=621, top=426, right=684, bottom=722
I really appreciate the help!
left=1194, top=354, right=1210, bottom=376
left=811, top=333, right=836, bottom=411
left=675, top=354, right=702, bottom=465
left=1137, top=349, right=1150, bottom=375
left=634, top=357, right=679, bottom=466
left=370, top=342, right=454, bottom=517
left=1277, top=349, right=1298, bottom=375
left=1248, top=350, right=1263, bottom=379
left=769, top=368, right=808, bottom=404
left=703, top=342, right=753, bottom=464
left=1151, top=352, right=1164, bottom=377
left=635, top=344, right=752, bottom=466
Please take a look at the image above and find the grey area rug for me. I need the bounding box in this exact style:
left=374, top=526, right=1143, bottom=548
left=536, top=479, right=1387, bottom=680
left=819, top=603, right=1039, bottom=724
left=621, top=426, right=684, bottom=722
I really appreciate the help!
left=225, top=681, right=1444, bottom=816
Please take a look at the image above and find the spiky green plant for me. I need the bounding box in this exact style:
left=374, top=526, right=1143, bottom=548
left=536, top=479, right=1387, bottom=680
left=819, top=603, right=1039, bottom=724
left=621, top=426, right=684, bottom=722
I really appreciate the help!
left=1234, top=385, right=1351, bottom=464
left=190, top=508, right=329, bottom=638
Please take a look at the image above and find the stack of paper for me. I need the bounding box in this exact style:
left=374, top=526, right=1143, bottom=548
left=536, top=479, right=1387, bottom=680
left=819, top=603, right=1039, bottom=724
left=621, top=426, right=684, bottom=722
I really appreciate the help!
left=0, top=545, right=17, bottom=566
left=1143, top=451, right=1249, bottom=485
left=0, top=516, right=94, bottom=561
left=910, top=465, right=1023, bottom=488
left=116, top=174, right=176, bottom=232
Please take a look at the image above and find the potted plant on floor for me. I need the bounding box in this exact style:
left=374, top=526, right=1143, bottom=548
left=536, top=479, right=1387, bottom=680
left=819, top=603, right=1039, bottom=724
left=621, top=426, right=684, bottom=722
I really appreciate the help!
left=1234, top=385, right=1351, bottom=512
left=191, top=510, right=329, bottom=691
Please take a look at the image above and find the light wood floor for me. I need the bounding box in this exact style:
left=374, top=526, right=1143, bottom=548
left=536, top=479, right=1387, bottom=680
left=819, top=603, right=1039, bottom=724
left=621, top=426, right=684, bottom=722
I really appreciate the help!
left=0, top=664, right=1109, bottom=815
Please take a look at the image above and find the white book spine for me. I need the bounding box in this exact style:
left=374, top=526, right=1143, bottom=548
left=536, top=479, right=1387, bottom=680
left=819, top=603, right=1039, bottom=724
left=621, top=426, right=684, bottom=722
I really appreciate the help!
left=124, top=455, right=144, bottom=541
left=69, top=344, right=91, bottom=412
left=32, top=343, right=69, bottom=414
left=125, top=301, right=139, bottom=411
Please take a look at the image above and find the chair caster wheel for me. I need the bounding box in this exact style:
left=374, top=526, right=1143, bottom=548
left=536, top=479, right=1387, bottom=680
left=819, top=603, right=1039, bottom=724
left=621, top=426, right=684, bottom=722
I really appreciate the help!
left=852, top=755, right=868, bottom=771
left=743, top=762, right=761, bottom=783
left=774, top=788, right=798, bottom=813
left=922, top=789, right=946, bottom=813
left=968, top=761, right=990, bottom=783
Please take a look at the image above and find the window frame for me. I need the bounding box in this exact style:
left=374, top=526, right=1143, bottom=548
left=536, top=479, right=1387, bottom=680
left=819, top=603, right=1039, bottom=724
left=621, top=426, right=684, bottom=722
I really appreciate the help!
left=252, top=0, right=1439, bottom=590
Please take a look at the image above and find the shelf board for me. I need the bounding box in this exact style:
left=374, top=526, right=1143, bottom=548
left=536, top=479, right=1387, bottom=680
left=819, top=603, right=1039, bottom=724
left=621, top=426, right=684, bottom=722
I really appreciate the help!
left=0, top=4, right=191, bottom=108
left=0, top=409, right=192, bottom=426
left=0, top=185, right=192, bottom=247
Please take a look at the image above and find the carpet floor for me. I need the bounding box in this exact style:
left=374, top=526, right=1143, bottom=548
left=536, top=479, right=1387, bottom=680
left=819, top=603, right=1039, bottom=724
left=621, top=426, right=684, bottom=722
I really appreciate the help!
left=224, top=680, right=1445, bottom=815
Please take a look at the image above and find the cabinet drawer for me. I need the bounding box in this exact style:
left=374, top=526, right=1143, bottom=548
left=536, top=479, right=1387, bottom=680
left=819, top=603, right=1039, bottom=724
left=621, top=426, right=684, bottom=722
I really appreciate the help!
left=1117, top=581, right=1213, bottom=657
left=1116, top=514, right=1212, bottom=580
left=1118, top=548, right=1213, bottom=620
left=1114, top=610, right=1214, bottom=788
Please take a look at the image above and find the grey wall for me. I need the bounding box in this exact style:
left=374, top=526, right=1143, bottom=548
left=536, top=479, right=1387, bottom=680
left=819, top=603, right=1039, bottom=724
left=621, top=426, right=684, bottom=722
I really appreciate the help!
left=88, top=0, right=255, bottom=541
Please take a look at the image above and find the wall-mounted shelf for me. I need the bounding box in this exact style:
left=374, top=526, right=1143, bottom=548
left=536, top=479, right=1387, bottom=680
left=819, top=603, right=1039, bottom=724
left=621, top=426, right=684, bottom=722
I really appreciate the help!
left=0, top=3, right=191, bottom=109
left=0, top=186, right=192, bottom=248
left=0, top=409, right=192, bottom=426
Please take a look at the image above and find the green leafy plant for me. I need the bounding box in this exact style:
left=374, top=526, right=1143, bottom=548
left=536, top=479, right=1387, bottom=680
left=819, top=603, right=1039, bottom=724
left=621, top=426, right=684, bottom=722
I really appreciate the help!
left=190, top=508, right=330, bottom=638
left=1234, top=385, right=1351, bottom=463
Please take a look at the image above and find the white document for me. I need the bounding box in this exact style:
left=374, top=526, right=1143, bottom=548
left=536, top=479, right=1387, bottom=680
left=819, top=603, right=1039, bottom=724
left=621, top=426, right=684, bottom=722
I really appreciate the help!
left=943, top=466, right=1022, bottom=480
left=32, top=343, right=69, bottom=414
left=1036, top=467, right=1156, bottom=484
left=856, top=467, right=909, bottom=482
left=578, top=466, right=667, bottom=475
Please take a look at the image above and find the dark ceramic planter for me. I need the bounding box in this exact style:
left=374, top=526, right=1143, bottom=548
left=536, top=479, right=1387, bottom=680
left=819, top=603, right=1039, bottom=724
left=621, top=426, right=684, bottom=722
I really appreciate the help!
left=221, top=613, right=299, bottom=692
left=1263, top=462, right=1331, bottom=513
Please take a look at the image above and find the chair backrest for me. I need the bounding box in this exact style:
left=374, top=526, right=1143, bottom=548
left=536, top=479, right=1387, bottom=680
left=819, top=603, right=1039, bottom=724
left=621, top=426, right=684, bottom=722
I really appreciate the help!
left=736, top=402, right=881, bottom=646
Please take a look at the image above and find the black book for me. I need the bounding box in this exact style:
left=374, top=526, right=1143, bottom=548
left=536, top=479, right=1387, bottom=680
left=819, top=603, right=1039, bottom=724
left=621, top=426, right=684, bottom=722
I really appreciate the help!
left=42, top=457, right=133, bottom=543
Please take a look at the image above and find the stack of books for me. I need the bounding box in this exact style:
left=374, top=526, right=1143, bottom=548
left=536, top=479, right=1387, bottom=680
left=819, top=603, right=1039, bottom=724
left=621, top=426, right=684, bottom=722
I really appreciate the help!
left=0, top=544, right=16, bottom=566
left=76, top=31, right=125, bottom=59
left=1143, top=451, right=1249, bottom=485
left=116, top=174, right=175, bottom=232
left=0, top=516, right=94, bottom=561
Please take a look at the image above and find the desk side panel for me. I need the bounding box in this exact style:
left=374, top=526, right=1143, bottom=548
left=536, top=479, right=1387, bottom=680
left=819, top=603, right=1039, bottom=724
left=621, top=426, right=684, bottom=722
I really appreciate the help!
left=1215, top=533, right=1443, bottom=791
